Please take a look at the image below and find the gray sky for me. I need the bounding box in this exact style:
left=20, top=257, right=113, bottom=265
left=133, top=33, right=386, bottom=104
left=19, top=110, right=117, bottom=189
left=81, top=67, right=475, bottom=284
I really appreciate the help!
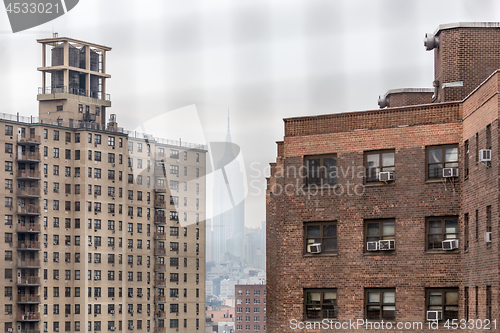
left=1, top=0, right=500, bottom=227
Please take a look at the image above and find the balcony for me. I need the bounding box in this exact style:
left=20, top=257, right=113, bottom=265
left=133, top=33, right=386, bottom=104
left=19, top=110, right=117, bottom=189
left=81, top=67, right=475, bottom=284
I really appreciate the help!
left=19, top=330, right=41, bottom=333
left=18, top=134, right=41, bottom=145
left=38, top=85, right=111, bottom=102
left=16, top=223, right=41, bottom=233
left=16, top=276, right=41, bottom=286
left=154, top=295, right=166, bottom=303
left=154, top=248, right=166, bottom=256
left=154, top=311, right=166, bottom=319
left=154, top=185, right=167, bottom=193
left=154, top=167, right=166, bottom=177
left=17, top=258, right=41, bottom=268
left=16, top=169, right=41, bottom=179
left=17, top=294, right=41, bottom=303
left=154, top=200, right=166, bottom=208
left=17, top=206, right=41, bottom=215
left=154, top=263, right=166, bottom=271
left=154, top=232, right=166, bottom=240
left=17, top=151, right=41, bottom=162
left=154, top=216, right=166, bottom=224
left=154, top=279, right=166, bottom=286
left=17, top=241, right=41, bottom=250
left=16, top=187, right=41, bottom=198
left=154, top=153, right=166, bottom=161
left=16, top=311, right=41, bottom=321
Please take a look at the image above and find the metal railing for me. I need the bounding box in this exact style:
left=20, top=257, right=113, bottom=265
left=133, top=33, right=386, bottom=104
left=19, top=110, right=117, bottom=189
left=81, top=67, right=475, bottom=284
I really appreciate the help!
left=16, top=223, right=41, bottom=232
left=154, top=200, right=166, bottom=208
left=17, top=294, right=41, bottom=303
left=16, top=170, right=41, bottom=179
left=16, top=276, right=41, bottom=285
left=16, top=187, right=41, bottom=197
left=38, top=86, right=111, bottom=101
left=17, top=206, right=41, bottom=215
left=154, top=263, right=166, bottom=271
left=18, top=134, right=41, bottom=144
left=17, top=259, right=41, bottom=267
left=17, top=241, right=41, bottom=249
left=0, top=111, right=207, bottom=150
left=154, top=232, right=166, bottom=240
left=154, top=248, right=166, bottom=256
left=17, top=151, right=41, bottom=161
left=154, top=216, right=166, bottom=224
left=17, top=311, right=41, bottom=320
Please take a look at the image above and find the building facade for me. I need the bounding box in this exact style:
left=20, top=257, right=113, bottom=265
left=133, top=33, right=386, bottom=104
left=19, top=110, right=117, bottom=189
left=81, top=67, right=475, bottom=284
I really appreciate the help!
left=267, top=22, right=500, bottom=332
left=234, top=285, right=266, bottom=332
left=1, top=36, right=206, bottom=333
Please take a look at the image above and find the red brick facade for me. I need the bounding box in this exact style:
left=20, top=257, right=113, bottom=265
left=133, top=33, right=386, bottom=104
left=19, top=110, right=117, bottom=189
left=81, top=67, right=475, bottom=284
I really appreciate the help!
left=267, top=23, right=500, bottom=332
left=235, top=285, right=267, bottom=332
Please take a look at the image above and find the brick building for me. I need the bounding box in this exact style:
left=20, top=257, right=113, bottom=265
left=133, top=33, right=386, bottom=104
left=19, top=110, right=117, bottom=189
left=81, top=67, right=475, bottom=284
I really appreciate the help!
left=0, top=36, right=206, bottom=333
left=235, top=284, right=266, bottom=332
left=267, top=22, right=500, bottom=332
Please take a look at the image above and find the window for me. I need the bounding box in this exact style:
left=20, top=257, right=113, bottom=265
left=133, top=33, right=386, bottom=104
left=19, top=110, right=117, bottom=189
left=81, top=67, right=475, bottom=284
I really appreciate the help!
left=108, top=137, right=115, bottom=146
left=95, top=134, right=101, bottom=145
left=365, top=150, right=395, bottom=182
left=304, top=222, right=337, bottom=254
left=426, top=217, right=458, bottom=250
left=365, top=289, right=395, bottom=320
left=5, top=143, right=12, bottom=154
left=5, top=125, right=13, bottom=136
left=170, top=150, right=179, bottom=159
left=305, top=154, right=337, bottom=186
left=65, top=149, right=71, bottom=159
left=426, top=288, right=458, bottom=321
left=304, top=289, right=337, bottom=320
left=170, top=165, right=179, bottom=175
left=53, top=130, right=59, bottom=141
left=5, top=161, right=12, bottom=171
left=427, top=145, right=458, bottom=179
left=464, top=140, right=469, bottom=179
left=365, top=219, right=395, bottom=251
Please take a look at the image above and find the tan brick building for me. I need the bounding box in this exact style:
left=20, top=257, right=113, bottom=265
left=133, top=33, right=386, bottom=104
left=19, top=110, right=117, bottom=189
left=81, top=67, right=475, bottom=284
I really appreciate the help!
left=267, top=22, right=500, bottom=332
left=1, top=36, right=206, bottom=333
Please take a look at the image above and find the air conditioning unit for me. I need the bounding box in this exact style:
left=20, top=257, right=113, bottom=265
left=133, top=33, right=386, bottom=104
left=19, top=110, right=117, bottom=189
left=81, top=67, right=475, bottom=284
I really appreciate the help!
left=7, top=328, right=13, bottom=332
left=308, top=243, right=321, bottom=254
left=378, top=172, right=394, bottom=181
left=94, top=276, right=99, bottom=280
left=442, top=239, right=459, bottom=250
left=426, top=310, right=442, bottom=321
left=485, top=232, right=492, bottom=243
left=44, top=258, right=48, bottom=262
left=378, top=240, right=395, bottom=250
left=129, top=327, right=134, bottom=331
left=44, top=329, right=48, bottom=333
left=55, top=258, right=59, bottom=262
left=480, top=149, right=492, bottom=162
left=53, top=241, right=58, bottom=245
left=443, top=168, right=459, bottom=178
left=111, top=328, right=116, bottom=331
left=138, top=294, right=143, bottom=297
left=55, top=276, right=59, bottom=280
left=138, top=310, right=142, bottom=313
left=367, top=241, right=379, bottom=251
left=88, top=242, right=92, bottom=246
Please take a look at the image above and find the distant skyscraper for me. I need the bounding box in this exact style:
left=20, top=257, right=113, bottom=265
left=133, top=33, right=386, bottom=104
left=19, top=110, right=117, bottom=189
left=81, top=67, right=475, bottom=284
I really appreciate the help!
left=208, top=114, right=245, bottom=264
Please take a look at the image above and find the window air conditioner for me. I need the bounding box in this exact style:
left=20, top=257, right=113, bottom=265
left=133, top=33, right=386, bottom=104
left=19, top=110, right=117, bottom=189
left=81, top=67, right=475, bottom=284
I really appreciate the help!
left=443, top=168, right=459, bottom=178
left=88, top=242, right=92, bottom=246
left=480, top=149, right=492, bottom=162
left=44, top=258, right=48, bottom=262
left=378, top=240, right=395, bottom=250
left=55, top=258, right=59, bottom=262
left=55, top=276, right=59, bottom=280
left=366, top=241, right=379, bottom=251
left=308, top=243, right=321, bottom=254
left=111, top=328, right=116, bottom=331
left=110, top=310, right=115, bottom=314
left=378, top=172, right=394, bottom=181
left=485, top=232, right=492, bottom=243
left=426, top=310, right=442, bottom=321
left=442, top=239, right=459, bottom=250
left=7, top=328, right=13, bottom=332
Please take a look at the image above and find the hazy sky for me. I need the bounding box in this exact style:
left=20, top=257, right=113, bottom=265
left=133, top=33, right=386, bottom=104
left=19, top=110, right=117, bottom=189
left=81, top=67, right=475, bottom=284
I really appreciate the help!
left=1, top=1, right=500, bottom=227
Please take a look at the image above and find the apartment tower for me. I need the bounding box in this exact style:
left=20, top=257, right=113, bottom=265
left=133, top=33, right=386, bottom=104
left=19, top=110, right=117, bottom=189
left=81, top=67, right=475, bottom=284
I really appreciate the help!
left=0, top=36, right=206, bottom=333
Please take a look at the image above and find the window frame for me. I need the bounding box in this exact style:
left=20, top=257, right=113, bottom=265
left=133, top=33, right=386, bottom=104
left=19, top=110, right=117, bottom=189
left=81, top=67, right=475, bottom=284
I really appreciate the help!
left=304, top=221, right=337, bottom=255
left=425, top=288, right=459, bottom=322
left=365, top=288, right=396, bottom=321
left=426, top=144, right=459, bottom=180
left=303, top=288, right=337, bottom=320
left=304, top=154, right=337, bottom=187
left=425, top=216, right=459, bottom=251
left=364, top=149, right=395, bottom=183
left=364, top=219, right=395, bottom=253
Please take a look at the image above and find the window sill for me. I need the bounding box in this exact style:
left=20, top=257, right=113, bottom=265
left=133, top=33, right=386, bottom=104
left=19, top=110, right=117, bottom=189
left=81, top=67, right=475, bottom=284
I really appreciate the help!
left=363, top=251, right=396, bottom=256
left=425, top=178, right=460, bottom=184
left=303, top=253, right=338, bottom=258
left=424, top=250, right=459, bottom=254
left=364, top=182, right=395, bottom=187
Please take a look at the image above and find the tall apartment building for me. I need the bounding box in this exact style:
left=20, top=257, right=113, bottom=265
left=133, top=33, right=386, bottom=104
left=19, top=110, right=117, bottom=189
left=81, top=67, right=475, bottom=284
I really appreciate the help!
left=267, top=22, right=500, bottom=332
left=234, top=285, right=266, bottom=332
left=0, top=36, right=206, bottom=333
